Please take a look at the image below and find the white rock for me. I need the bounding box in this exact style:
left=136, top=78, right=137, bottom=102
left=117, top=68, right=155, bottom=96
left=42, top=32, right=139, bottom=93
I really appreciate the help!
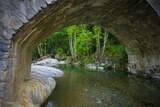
left=34, top=58, right=59, bottom=67
left=152, top=73, right=160, bottom=79
left=85, top=64, right=104, bottom=70
left=100, top=63, right=105, bottom=66
left=58, top=61, right=66, bottom=64
left=31, top=65, right=63, bottom=78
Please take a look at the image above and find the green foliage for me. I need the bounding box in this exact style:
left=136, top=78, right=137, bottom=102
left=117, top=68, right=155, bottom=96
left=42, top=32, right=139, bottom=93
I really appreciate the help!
left=55, top=48, right=64, bottom=55
left=32, top=24, right=127, bottom=70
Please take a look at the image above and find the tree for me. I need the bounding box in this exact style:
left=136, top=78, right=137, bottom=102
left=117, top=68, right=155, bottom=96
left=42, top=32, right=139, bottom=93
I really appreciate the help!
left=93, top=26, right=109, bottom=70
left=67, top=25, right=78, bottom=61
left=32, top=24, right=127, bottom=71
left=100, top=30, right=109, bottom=62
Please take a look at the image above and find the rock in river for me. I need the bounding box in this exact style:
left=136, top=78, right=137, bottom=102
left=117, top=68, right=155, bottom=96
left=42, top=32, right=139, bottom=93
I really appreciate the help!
left=31, top=65, right=63, bottom=78
left=34, top=58, right=59, bottom=67
left=13, top=65, right=63, bottom=107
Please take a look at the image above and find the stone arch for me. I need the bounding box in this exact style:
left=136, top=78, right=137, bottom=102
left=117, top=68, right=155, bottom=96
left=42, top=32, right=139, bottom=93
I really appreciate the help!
left=0, top=0, right=160, bottom=105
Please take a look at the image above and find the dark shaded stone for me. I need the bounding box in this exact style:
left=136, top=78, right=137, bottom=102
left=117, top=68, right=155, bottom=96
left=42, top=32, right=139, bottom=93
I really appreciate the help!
left=10, top=1, right=29, bottom=23
left=0, top=44, right=10, bottom=52
left=0, top=91, right=4, bottom=97
left=13, top=0, right=37, bottom=19
left=0, top=52, right=9, bottom=60
left=0, top=39, right=11, bottom=45
left=0, top=60, right=8, bottom=71
left=30, top=0, right=46, bottom=12
left=0, top=83, right=5, bottom=92
left=0, top=22, right=15, bottom=36
left=147, top=0, right=160, bottom=16
left=0, top=32, right=12, bottom=40
left=36, top=0, right=47, bottom=8
left=0, top=1, right=24, bottom=30
left=45, top=0, right=56, bottom=4
left=0, top=34, right=12, bottom=40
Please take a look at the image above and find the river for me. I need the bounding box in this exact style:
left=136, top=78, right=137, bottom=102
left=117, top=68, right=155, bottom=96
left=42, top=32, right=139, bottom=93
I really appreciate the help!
left=41, top=65, right=160, bottom=107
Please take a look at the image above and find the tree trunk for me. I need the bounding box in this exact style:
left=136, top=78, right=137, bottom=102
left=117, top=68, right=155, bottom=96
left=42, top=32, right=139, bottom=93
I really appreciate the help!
left=96, top=34, right=101, bottom=70
left=73, top=32, right=77, bottom=61
left=100, top=31, right=109, bottom=62
left=69, top=35, right=73, bottom=57
left=37, top=44, right=43, bottom=57
left=69, top=33, right=77, bottom=61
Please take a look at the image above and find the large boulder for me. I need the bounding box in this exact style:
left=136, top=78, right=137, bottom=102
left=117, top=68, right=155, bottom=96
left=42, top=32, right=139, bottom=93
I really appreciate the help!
left=31, top=65, right=63, bottom=77
left=12, top=65, right=63, bottom=107
left=34, top=58, right=59, bottom=67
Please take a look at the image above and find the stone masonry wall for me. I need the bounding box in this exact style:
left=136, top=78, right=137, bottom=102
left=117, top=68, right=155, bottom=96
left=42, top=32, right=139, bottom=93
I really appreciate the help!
left=0, top=0, right=56, bottom=102
left=0, top=0, right=160, bottom=106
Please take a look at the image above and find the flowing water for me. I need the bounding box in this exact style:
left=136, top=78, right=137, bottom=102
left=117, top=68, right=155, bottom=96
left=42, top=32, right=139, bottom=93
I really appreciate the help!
left=41, top=65, right=160, bottom=107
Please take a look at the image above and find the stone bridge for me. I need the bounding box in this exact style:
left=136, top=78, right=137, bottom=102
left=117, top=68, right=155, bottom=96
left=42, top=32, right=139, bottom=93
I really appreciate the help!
left=0, top=0, right=160, bottom=106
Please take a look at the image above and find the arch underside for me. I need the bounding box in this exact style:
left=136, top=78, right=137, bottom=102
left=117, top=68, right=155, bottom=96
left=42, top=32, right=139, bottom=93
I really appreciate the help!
left=0, top=0, right=160, bottom=105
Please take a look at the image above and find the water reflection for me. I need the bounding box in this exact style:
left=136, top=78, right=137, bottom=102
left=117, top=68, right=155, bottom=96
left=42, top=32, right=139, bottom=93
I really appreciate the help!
left=42, top=65, right=160, bottom=107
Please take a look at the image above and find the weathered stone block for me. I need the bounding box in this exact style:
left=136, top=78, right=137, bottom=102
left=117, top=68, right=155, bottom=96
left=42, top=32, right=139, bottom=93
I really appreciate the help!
left=0, top=38, right=11, bottom=45
left=0, top=22, right=15, bottom=35
left=0, top=32, right=12, bottom=40
left=0, top=83, right=5, bottom=92
left=0, top=91, right=4, bottom=97
left=31, top=0, right=53, bottom=12
left=45, top=0, right=56, bottom=4
left=37, top=0, right=47, bottom=8
left=128, top=55, right=160, bottom=75
left=0, top=71, right=8, bottom=82
left=15, top=0, right=37, bottom=19
left=0, top=6, right=23, bottom=30
left=0, top=52, right=9, bottom=60
left=0, top=44, right=10, bottom=52
left=0, top=60, right=8, bottom=72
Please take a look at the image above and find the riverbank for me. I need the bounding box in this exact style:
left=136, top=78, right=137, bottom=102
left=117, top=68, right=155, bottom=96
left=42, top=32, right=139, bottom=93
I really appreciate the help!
left=12, top=57, right=160, bottom=106
left=33, top=57, right=160, bottom=80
